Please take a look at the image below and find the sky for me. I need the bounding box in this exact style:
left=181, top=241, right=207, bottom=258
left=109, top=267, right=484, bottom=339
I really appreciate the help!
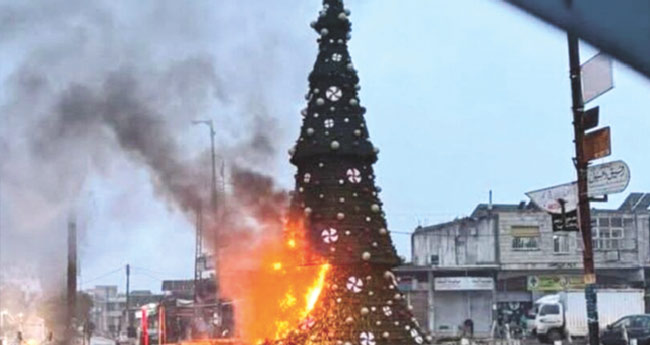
left=1, top=0, right=649, bottom=294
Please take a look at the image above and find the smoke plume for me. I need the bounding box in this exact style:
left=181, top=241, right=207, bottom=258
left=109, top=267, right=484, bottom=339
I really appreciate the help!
left=0, top=0, right=316, bottom=337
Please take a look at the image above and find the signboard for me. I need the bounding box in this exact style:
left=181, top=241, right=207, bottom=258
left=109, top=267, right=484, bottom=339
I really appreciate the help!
left=581, top=53, right=614, bottom=104
left=527, top=182, right=578, bottom=214
left=583, top=127, right=611, bottom=161
left=588, top=160, right=631, bottom=196
left=552, top=210, right=578, bottom=232
left=527, top=160, right=630, bottom=215
left=528, top=275, right=585, bottom=291
left=434, top=277, right=494, bottom=291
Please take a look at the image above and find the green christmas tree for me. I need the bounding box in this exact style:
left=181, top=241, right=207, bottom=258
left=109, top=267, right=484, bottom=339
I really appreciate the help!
left=283, top=0, right=431, bottom=344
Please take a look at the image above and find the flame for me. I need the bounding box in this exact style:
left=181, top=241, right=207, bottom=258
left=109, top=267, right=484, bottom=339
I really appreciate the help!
left=303, top=264, right=330, bottom=317
left=218, top=219, right=329, bottom=344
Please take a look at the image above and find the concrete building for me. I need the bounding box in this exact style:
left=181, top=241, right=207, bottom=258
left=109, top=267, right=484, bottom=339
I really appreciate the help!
left=86, top=286, right=162, bottom=338
left=396, top=192, right=650, bottom=338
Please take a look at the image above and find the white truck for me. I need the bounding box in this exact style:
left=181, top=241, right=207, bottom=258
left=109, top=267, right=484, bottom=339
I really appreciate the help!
left=533, top=289, right=645, bottom=342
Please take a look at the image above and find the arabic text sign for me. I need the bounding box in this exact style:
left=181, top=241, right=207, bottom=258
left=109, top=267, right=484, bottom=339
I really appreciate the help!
left=552, top=210, right=578, bottom=232
left=588, top=160, right=630, bottom=196
left=527, top=161, right=630, bottom=214
left=528, top=275, right=585, bottom=291
left=582, top=53, right=614, bottom=104
left=434, top=277, right=494, bottom=291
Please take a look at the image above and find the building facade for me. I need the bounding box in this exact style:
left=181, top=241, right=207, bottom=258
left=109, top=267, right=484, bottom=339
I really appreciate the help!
left=396, top=193, right=650, bottom=338
left=86, top=286, right=161, bottom=338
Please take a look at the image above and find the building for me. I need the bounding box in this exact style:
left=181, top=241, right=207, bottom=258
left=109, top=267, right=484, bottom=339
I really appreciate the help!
left=86, top=286, right=162, bottom=338
left=396, top=192, right=650, bottom=338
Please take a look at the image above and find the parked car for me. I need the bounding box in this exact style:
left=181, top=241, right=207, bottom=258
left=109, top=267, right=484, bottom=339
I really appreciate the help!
left=601, top=314, right=650, bottom=345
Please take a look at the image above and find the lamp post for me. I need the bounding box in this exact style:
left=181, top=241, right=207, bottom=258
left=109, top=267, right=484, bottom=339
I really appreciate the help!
left=192, top=120, right=218, bottom=213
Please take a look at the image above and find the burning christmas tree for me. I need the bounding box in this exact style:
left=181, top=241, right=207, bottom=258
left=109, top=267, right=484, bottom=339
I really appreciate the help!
left=282, top=0, right=432, bottom=344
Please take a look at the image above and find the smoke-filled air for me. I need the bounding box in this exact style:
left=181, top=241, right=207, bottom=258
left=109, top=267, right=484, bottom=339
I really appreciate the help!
left=0, top=0, right=319, bottom=341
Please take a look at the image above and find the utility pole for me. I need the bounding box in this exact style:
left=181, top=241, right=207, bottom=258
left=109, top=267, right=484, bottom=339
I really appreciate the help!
left=568, top=33, right=600, bottom=345
left=194, top=204, right=203, bottom=303
left=126, top=264, right=134, bottom=338
left=67, top=219, right=78, bottom=342
left=192, top=119, right=222, bottom=303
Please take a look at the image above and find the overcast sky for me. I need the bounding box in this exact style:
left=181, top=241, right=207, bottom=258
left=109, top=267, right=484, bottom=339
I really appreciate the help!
left=2, top=0, right=649, bottom=294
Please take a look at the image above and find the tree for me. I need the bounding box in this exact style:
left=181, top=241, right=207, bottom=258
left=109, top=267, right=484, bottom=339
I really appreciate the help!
left=283, top=1, right=430, bottom=344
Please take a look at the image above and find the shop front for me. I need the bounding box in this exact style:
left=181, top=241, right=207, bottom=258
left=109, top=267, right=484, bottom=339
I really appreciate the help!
left=432, top=276, right=495, bottom=338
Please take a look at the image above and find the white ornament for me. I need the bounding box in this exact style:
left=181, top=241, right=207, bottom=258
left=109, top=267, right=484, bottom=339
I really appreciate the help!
left=410, top=329, right=419, bottom=338
left=316, top=98, right=325, bottom=106
left=360, top=307, right=369, bottom=315
left=345, top=316, right=354, bottom=324
left=332, top=53, right=342, bottom=62
left=304, top=207, right=312, bottom=215
left=382, top=306, right=392, bottom=317
left=306, top=128, right=315, bottom=136
left=379, top=228, right=388, bottom=235
left=303, top=173, right=311, bottom=183
left=324, top=118, right=335, bottom=128
left=362, top=252, right=371, bottom=261
left=371, top=204, right=380, bottom=213
left=330, top=141, right=340, bottom=150
left=354, top=129, right=362, bottom=137
left=321, top=228, right=339, bottom=244
left=382, top=332, right=389, bottom=339
left=346, top=168, right=362, bottom=183
left=337, top=212, right=345, bottom=220
left=326, top=86, right=343, bottom=102
left=320, top=28, right=329, bottom=36
left=338, top=13, right=348, bottom=20
left=349, top=98, right=359, bottom=106
left=360, top=332, right=375, bottom=345
left=346, top=276, right=363, bottom=293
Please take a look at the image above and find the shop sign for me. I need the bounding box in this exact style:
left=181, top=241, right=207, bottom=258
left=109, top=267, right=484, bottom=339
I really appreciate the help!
left=434, top=277, right=494, bottom=291
left=527, top=275, right=585, bottom=291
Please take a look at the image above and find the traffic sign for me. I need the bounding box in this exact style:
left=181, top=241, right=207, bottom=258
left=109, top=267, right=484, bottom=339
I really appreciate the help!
left=588, top=160, right=630, bottom=196
left=583, top=127, right=611, bottom=161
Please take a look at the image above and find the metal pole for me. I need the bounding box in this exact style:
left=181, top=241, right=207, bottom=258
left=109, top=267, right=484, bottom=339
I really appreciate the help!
left=208, top=121, right=217, bottom=213
left=567, top=33, right=600, bottom=345
left=67, top=220, right=78, bottom=341
left=126, top=264, right=131, bottom=336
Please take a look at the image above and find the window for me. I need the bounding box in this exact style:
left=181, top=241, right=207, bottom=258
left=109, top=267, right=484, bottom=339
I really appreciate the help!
left=539, top=304, right=560, bottom=316
left=612, top=317, right=631, bottom=330
left=511, top=226, right=540, bottom=250
left=553, top=234, right=570, bottom=254
left=513, top=237, right=539, bottom=250
left=592, top=216, right=629, bottom=250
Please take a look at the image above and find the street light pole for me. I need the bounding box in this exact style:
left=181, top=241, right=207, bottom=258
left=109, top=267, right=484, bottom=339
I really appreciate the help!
left=192, top=120, right=218, bottom=213
left=191, top=119, right=222, bottom=314
left=567, top=33, right=600, bottom=345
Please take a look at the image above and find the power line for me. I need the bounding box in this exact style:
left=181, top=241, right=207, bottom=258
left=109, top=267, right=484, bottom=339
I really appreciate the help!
left=80, top=267, right=123, bottom=286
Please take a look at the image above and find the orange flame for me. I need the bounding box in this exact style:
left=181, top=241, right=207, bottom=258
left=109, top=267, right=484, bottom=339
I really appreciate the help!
left=218, top=219, right=328, bottom=344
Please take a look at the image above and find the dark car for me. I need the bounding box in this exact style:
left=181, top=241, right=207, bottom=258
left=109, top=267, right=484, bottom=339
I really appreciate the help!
left=601, top=314, right=650, bottom=345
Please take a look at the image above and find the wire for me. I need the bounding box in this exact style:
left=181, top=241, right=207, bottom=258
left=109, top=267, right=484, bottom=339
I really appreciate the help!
left=80, top=267, right=124, bottom=286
